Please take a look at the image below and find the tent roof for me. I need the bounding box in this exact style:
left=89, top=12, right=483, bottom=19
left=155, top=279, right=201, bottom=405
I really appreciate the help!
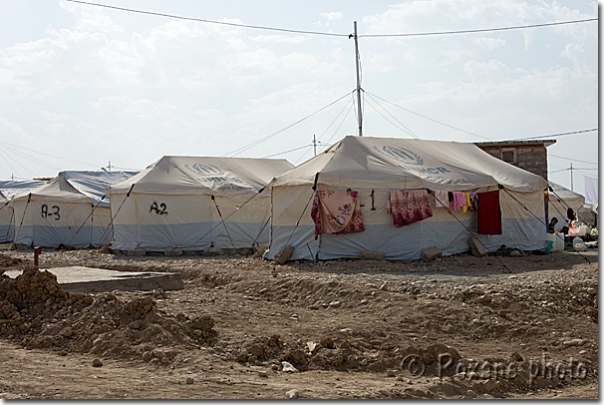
left=548, top=181, right=585, bottom=205
left=0, top=179, right=46, bottom=200
left=14, top=171, right=139, bottom=207
left=109, top=156, right=294, bottom=195
left=270, top=136, right=548, bottom=192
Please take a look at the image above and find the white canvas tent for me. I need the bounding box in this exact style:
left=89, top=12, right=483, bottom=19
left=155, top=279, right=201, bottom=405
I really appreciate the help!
left=0, top=179, right=46, bottom=243
left=266, top=136, right=549, bottom=262
left=108, top=156, right=294, bottom=252
left=11, top=171, right=138, bottom=248
left=547, top=182, right=585, bottom=231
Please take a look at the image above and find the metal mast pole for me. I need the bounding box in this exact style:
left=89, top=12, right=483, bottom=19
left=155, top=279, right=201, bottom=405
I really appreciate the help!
left=353, top=21, right=363, bottom=137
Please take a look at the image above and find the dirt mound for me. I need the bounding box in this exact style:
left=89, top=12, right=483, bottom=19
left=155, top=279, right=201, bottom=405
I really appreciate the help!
left=0, top=265, right=216, bottom=363
left=0, top=247, right=598, bottom=399
left=0, top=253, right=29, bottom=270
left=231, top=332, right=461, bottom=374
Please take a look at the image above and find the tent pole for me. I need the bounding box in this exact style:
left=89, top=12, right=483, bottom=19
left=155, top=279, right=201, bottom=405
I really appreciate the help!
left=353, top=21, right=363, bottom=137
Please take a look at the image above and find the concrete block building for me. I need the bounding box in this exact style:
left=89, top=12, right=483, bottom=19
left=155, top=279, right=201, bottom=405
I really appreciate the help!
left=474, top=140, right=556, bottom=181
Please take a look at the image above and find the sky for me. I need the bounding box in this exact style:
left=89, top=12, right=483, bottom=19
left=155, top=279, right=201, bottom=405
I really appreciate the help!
left=0, top=0, right=599, bottom=197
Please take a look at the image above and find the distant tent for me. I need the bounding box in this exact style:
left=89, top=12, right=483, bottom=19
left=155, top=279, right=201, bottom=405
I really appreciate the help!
left=108, top=156, right=294, bottom=252
left=11, top=171, right=138, bottom=248
left=547, top=182, right=585, bottom=230
left=0, top=179, right=46, bottom=243
left=266, top=135, right=549, bottom=262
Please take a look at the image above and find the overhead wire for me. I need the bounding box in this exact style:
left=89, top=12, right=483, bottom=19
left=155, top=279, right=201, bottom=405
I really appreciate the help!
left=262, top=97, right=354, bottom=164
left=364, top=93, right=419, bottom=138
left=298, top=95, right=356, bottom=164
left=296, top=97, right=355, bottom=165
left=507, top=128, right=598, bottom=141
left=66, top=0, right=350, bottom=37
left=0, top=151, right=22, bottom=179
left=0, top=143, right=61, bottom=173
left=0, top=140, right=101, bottom=171
left=262, top=144, right=313, bottom=159
left=293, top=94, right=355, bottom=165
left=225, top=90, right=353, bottom=157
left=7, top=3, right=595, bottom=182
left=359, top=18, right=597, bottom=38
left=363, top=92, right=598, bottom=146
left=65, top=1, right=596, bottom=39
left=548, top=154, right=598, bottom=166
left=316, top=99, right=355, bottom=154
left=364, top=91, right=492, bottom=141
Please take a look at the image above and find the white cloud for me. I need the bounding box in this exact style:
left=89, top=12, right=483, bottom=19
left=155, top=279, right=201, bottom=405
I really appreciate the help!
left=319, top=12, right=342, bottom=22
left=0, top=118, right=28, bottom=138
left=251, top=35, right=308, bottom=44
left=0, top=1, right=596, bottom=192
left=89, top=96, right=177, bottom=119
left=463, top=59, right=511, bottom=85
left=473, top=36, right=506, bottom=50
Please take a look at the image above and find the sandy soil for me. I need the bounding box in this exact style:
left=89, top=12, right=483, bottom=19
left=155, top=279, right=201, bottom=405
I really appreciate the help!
left=0, top=244, right=598, bottom=399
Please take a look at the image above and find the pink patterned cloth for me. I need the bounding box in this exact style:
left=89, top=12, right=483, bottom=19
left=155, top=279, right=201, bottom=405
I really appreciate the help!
left=386, top=189, right=433, bottom=227
left=311, top=190, right=365, bottom=239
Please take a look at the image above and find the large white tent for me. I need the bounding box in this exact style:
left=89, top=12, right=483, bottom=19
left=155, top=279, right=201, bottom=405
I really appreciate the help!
left=11, top=171, right=138, bottom=248
left=266, top=136, right=549, bottom=262
left=0, top=179, right=46, bottom=243
left=547, top=182, right=585, bottom=231
left=108, top=156, right=294, bottom=252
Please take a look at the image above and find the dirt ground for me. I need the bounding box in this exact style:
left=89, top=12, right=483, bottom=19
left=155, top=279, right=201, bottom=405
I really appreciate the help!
left=0, top=243, right=598, bottom=399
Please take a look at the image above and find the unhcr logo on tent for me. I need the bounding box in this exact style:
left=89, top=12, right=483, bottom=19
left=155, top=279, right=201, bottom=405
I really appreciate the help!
left=373, top=145, right=452, bottom=175
left=374, top=146, right=424, bottom=165
left=185, top=163, right=225, bottom=176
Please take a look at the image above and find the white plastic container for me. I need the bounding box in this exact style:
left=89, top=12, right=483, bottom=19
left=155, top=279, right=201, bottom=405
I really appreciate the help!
left=573, top=236, right=587, bottom=251
left=550, top=232, right=565, bottom=251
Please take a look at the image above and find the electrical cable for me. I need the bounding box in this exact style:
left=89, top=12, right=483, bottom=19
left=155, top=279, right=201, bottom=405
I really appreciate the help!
left=225, top=90, right=353, bottom=157
left=364, top=91, right=493, bottom=141
left=0, top=140, right=100, bottom=169
left=0, top=143, right=62, bottom=171
left=299, top=97, right=355, bottom=164
left=509, top=128, right=598, bottom=141
left=66, top=0, right=350, bottom=37
left=0, top=151, right=22, bottom=179
left=360, top=18, right=597, bottom=38
left=548, top=154, right=598, bottom=166
left=262, top=144, right=313, bottom=159
left=293, top=95, right=355, bottom=165
left=64, top=1, right=596, bottom=39
left=364, top=92, right=597, bottom=145
left=364, top=94, right=419, bottom=138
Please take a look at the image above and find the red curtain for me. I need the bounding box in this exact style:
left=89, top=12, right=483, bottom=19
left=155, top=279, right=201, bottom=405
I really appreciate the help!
left=477, top=190, right=502, bottom=235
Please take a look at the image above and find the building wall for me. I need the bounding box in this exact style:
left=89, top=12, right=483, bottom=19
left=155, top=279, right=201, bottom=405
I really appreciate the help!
left=479, top=145, right=549, bottom=181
